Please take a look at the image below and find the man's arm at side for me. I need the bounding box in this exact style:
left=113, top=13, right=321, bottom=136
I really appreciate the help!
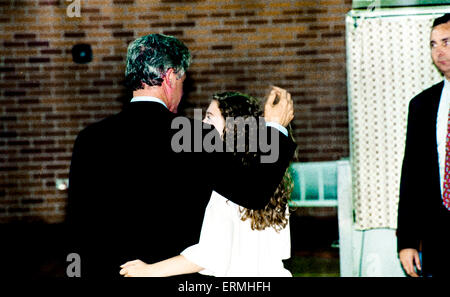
left=397, top=98, right=422, bottom=251
left=397, top=98, right=423, bottom=276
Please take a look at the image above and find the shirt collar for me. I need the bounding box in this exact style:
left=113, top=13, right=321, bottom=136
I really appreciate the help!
left=130, top=96, right=168, bottom=109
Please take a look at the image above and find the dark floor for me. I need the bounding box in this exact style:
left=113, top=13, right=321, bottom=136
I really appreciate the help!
left=0, top=210, right=340, bottom=278
left=285, top=250, right=340, bottom=277
left=286, top=209, right=340, bottom=277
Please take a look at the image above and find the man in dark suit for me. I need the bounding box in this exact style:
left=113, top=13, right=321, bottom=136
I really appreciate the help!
left=398, top=14, right=450, bottom=277
left=65, top=34, right=296, bottom=278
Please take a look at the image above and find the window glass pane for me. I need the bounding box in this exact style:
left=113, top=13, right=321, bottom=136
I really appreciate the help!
left=289, top=166, right=301, bottom=201
left=353, top=0, right=450, bottom=9
left=323, top=166, right=337, bottom=200
left=304, top=167, right=319, bottom=201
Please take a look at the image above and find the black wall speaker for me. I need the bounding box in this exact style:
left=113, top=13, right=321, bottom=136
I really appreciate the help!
left=71, top=44, right=92, bottom=64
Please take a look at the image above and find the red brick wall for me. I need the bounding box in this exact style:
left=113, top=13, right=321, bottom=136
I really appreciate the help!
left=0, top=0, right=351, bottom=223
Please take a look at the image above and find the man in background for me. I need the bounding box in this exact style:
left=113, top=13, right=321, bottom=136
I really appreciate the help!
left=398, top=13, right=450, bottom=277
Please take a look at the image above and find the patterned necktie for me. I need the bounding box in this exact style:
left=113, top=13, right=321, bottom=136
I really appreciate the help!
left=443, top=109, right=450, bottom=211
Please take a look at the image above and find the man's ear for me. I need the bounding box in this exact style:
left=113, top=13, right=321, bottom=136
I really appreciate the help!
left=141, top=81, right=150, bottom=89
left=163, top=68, right=176, bottom=88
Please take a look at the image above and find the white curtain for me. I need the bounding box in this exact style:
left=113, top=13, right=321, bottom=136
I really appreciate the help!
left=346, top=7, right=447, bottom=230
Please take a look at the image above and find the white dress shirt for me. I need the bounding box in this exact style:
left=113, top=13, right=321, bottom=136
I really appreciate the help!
left=130, top=96, right=168, bottom=109
left=436, top=78, right=450, bottom=196
left=181, top=190, right=292, bottom=277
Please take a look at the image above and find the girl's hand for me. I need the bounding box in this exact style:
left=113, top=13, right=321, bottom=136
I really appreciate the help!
left=119, top=259, right=154, bottom=277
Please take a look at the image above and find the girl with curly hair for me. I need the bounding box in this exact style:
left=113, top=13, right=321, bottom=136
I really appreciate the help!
left=120, top=92, right=295, bottom=277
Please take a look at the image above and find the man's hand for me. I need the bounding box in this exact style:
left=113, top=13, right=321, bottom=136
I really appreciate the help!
left=399, top=248, right=421, bottom=277
left=264, top=86, right=294, bottom=127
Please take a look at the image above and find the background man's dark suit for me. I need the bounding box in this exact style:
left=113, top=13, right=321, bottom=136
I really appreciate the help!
left=398, top=81, right=450, bottom=276
left=65, top=101, right=296, bottom=278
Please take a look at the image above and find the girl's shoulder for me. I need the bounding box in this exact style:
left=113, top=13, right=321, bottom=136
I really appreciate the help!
left=210, top=190, right=243, bottom=214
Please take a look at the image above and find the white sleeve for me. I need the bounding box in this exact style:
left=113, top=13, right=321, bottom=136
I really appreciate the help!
left=281, top=218, right=291, bottom=260
left=181, top=192, right=234, bottom=276
left=265, top=121, right=288, bottom=137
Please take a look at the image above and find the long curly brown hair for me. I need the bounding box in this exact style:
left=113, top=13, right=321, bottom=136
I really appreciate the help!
left=213, top=91, right=294, bottom=232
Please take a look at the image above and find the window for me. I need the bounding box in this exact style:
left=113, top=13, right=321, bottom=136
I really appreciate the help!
left=353, top=0, right=450, bottom=9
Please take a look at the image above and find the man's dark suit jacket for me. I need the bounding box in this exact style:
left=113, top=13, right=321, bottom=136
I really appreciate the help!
left=398, top=81, right=450, bottom=276
left=65, top=101, right=296, bottom=278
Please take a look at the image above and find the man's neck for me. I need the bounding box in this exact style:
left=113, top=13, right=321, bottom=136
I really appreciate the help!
left=133, top=88, right=169, bottom=108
